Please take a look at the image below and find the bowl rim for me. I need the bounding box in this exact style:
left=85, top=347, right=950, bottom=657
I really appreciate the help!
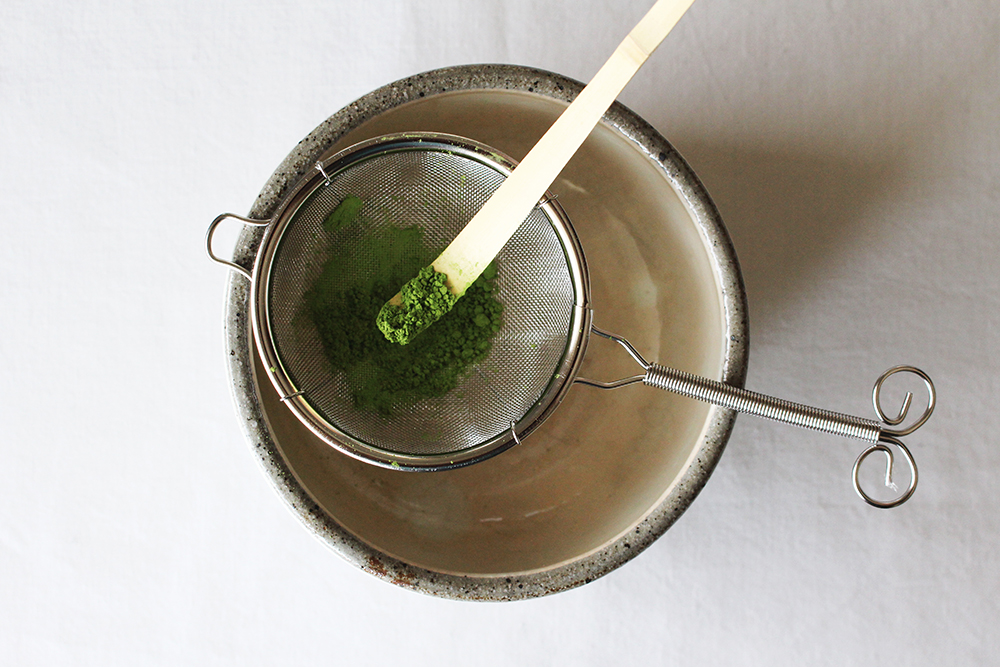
left=222, top=63, right=749, bottom=601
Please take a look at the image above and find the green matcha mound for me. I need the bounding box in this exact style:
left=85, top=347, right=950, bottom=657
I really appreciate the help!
left=322, top=194, right=364, bottom=233
left=376, top=266, right=460, bottom=345
left=303, top=212, right=503, bottom=416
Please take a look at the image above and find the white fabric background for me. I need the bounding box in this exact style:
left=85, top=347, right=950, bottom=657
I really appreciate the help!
left=2, top=0, right=997, bottom=663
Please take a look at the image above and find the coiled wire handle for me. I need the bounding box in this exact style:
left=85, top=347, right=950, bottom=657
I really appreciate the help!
left=576, top=326, right=936, bottom=509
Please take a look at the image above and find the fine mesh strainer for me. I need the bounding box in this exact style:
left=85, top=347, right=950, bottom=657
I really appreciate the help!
left=209, top=133, right=590, bottom=471
left=209, top=131, right=935, bottom=508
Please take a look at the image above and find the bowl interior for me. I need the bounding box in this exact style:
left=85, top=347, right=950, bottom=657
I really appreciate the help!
left=249, top=88, right=730, bottom=576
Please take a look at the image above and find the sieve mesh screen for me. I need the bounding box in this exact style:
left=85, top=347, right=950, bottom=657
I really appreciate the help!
left=260, top=138, right=580, bottom=463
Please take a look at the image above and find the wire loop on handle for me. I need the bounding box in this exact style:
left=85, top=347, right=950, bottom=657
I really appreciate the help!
left=853, top=435, right=918, bottom=509
left=577, top=327, right=935, bottom=508
left=873, top=365, right=936, bottom=437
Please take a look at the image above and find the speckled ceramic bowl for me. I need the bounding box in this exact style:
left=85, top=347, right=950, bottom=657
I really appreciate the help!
left=222, top=64, right=748, bottom=600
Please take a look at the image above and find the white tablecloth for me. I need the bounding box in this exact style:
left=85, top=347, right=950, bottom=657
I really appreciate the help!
left=2, top=0, right=996, bottom=663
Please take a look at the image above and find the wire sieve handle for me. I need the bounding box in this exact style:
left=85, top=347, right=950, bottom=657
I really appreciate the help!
left=206, top=213, right=271, bottom=279
left=576, top=326, right=935, bottom=508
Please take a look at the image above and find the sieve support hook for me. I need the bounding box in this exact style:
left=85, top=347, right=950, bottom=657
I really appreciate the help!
left=206, top=212, right=270, bottom=279
left=577, top=327, right=935, bottom=509
left=315, top=161, right=333, bottom=186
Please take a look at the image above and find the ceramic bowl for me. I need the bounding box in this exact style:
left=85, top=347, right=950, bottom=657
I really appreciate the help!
left=222, top=64, right=747, bottom=600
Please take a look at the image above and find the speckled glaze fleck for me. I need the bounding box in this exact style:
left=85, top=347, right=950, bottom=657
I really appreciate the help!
left=221, top=64, right=748, bottom=601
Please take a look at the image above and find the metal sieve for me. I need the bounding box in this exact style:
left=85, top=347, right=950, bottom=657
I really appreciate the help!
left=209, top=133, right=590, bottom=471
left=208, top=132, right=935, bottom=508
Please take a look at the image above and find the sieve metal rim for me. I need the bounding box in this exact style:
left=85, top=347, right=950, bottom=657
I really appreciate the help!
left=246, top=132, right=591, bottom=470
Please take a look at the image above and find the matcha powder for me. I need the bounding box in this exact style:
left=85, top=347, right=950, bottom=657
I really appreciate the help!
left=303, top=196, right=503, bottom=416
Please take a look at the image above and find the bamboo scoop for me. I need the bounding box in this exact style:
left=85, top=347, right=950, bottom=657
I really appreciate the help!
left=377, top=0, right=697, bottom=344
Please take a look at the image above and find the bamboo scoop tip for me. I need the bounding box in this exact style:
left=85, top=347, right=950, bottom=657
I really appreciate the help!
left=376, top=266, right=461, bottom=345
left=378, top=259, right=498, bottom=344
